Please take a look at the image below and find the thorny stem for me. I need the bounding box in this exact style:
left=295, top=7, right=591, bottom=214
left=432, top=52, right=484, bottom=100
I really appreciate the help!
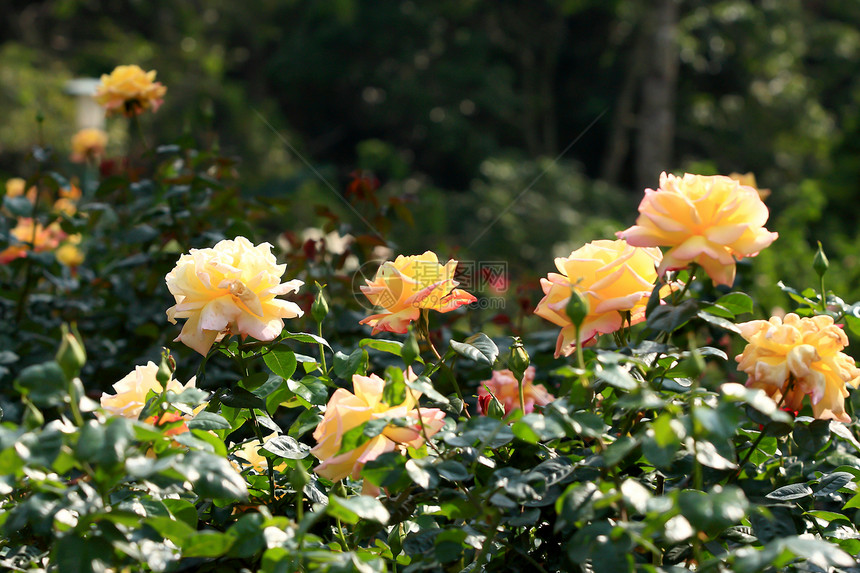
left=317, top=321, right=328, bottom=374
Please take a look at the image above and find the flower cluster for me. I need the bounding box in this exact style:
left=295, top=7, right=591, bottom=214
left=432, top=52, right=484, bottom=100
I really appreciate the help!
left=94, top=64, right=167, bottom=117
left=534, top=239, right=666, bottom=357
left=618, top=172, right=778, bottom=286
left=359, top=251, right=475, bottom=334
left=165, top=237, right=304, bottom=355
left=736, top=313, right=860, bottom=422
left=310, top=371, right=445, bottom=493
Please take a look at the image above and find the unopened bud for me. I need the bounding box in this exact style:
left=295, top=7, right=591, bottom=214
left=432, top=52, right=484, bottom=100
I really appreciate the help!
left=311, top=283, right=329, bottom=323
left=508, top=337, right=530, bottom=383
left=813, top=242, right=829, bottom=278
left=478, top=392, right=506, bottom=419
left=56, top=323, right=86, bottom=380
left=565, top=288, right=590, bottom=330
left=156, top=349, right=175, bottom=388
left=402, top=327, right=420, bottom=366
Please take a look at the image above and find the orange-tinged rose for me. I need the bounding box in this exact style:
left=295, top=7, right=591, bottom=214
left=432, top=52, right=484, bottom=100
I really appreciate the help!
left=231, top=434, right=288, bottom=473
left=477, top=366, right=553, bottom=415
left=165, top=236, right=304, bottom=355
left=70, top=128, right=108, bottom=163
left=617, top=172, right=778, bottom=286
left=534, top=239, right=666, bottom=358
left=359, top=251, right=476, bottom=334
left=311, top=371, right=445, bottom=490
left=144, top=412, right=189, bottom=437
left=736, top=313, right=860, bottom=423
left=0, top=219, right=66, bottom=263
left=94, top=65, right=167, bottom=117
left=100, top=361, right=197, bottom=418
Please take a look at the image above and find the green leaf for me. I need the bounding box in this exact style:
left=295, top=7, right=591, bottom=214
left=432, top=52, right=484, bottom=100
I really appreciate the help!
left=163, top=498, right=198, bottom=529
left=187, top=411, right=232, bottom=431
left=287, top=376, right=329, bottom=406
left=328, top=495, right=390, bottom=525
left=678, top=486, right=748, bottom=534
left=814, top=471, right=854, bottom=497
left=443, top=416, right=514, bottom=448
left=359, top=339, right=403, bottom=357
left=405, top=375, right=449, bottom=405
left=262, top=434, right=310, bottom=460
left=449, top=333, right=499, bottom=366
left=145, top=516, right=196, bottom=544
left=182, top=530, right=235, bottom=558
left=596, top=363, right=638, bottom=391
left=793, top=419, right=831, bottom=453
left=14, top=361, right=68, bottom=408
left=696, top=311, right=741, bottom=334
left=715, top=292, right=754, bottom=316
left=180, top=452, right=248, bottom=501
left=435, top=460, right=470, bottom=482
left=263, top=347, right=297, bottom=380
left=53, top=534, right=113, bottom=573
left=766, top=483, right=813, bottom=501
left=282, top=331, right=331, bottom=349
left=219, top=386, right=267, bottom=410
left=646, top=299, right=698, bottom=333
left=512, top=414, right=566, bottom=444
left=333, top=348, right=368, bottom=379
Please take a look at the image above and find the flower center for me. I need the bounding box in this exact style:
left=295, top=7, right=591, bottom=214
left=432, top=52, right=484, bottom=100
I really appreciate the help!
left=220, top=278, right=264, bottom=317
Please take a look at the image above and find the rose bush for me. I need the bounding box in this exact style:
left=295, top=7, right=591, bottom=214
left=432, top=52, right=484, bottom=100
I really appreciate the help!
left=100, top=361, right=197, bottom=418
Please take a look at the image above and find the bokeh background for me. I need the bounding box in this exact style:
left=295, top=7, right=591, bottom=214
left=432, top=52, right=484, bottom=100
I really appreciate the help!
left=3, top=0, right=860, bottom=312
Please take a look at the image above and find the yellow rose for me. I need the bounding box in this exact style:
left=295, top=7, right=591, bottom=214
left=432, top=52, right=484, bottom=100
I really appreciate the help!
left=359, top=251, right=476, bottom=334
left=56, top=235, right=85, bottom=267
left=165, top=236, right=304, bottom=355
left=736, top=313, right=860, bottom=423
left=5, top=178, right=33, bottom=199
left=94, top=65, right=167, bottom=117
left=100, top=361, right=197, bottom=418
left=311, top=371, right=446, bottom=490
left=0, top=219, right=66, bottom=264
left=617, top=172, right=778, bottom=286
left=70, top=128, right=108, bottom=163
left=231, top=434, right=288, bottom=473
left=477, top=366, right=553, bottom=415
left=534, top=239, right=665, bottom=358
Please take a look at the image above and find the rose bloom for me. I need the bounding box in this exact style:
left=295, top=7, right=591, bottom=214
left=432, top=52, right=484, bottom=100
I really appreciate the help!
left=231, top=434, right=287, bottom=473
left=143, top=411, right=189, bottom=438
left=165, top=236, right=304, bottom=355
left=729, top=172, right=770, bottom=201
left=70, top=128, right=108, bottom=163
left=736, top=313, right=860, bottom=423
left=56, top=235, right=85, bottom=267
left=359, top=251, right=476, bottom=334
left=534, top=239, right=665, bottom=358
left=100, top=361, right=197, bottom=419
left=0, top=219, right=66, bottom=264
left=94, top=64, right=167, bottom=117
left=617, top=172, right=778, bottom=286
left=311, top=371, right=445, bottom=493
left=477, top=366, right=554, bottom=415
left=5, top=178, right=35, bottom=201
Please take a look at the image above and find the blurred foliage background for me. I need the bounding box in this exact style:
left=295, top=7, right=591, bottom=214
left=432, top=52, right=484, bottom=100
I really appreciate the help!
left=3, top=0, right=860, bottom=318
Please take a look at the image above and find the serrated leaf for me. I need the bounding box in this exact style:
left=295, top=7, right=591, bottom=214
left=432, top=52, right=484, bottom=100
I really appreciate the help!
left=263, top=347, right=297, bottom=380
left=715, top=292, right=753, bottom=316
